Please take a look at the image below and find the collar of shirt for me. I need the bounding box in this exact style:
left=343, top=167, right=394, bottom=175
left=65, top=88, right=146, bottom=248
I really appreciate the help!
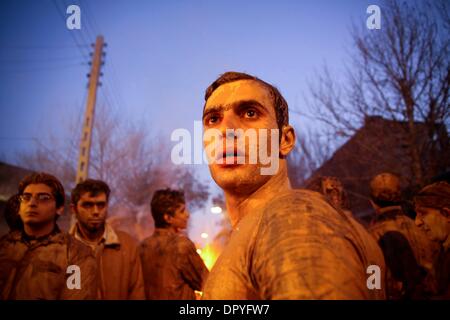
left=6, top=224, right=64, bottom=247
left=69, top=222, right=120, bottom=249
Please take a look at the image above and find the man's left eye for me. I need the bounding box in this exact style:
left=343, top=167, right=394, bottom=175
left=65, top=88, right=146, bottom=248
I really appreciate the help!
left=244, top=109, right=257, bottom=118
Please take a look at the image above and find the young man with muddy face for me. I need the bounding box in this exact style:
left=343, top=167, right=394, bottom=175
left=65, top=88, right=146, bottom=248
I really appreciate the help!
left=201, top=71, right=386, bottom=299
left=0, top=173, right=97, bottom=300
left=70, top=179, right=145, bottom=300
left=414, top=181, right=450, bottom=298
left=139, top=189, right=208, bottom=299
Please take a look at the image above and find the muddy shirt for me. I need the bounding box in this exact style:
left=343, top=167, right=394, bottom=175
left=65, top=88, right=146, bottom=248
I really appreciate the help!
left=140, top=228, right=209, bottom=300
left=369, top=207, right=440, bottom=299
left=0, top=226, right=97, bottom=300
left=70, top=223, right=145, bottom=300
left=203, top=190, right=386, bottom=300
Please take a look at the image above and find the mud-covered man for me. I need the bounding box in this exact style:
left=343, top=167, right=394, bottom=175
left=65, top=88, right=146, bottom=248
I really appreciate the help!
left=368, top=173, right=437, bottom=299
left=70, top=179, right=145, bottom=299
left=0, top=172, right=97, bottom=300
left=140, top=189, right=208, bottom=299
left=201, top=71, right=386, bottom=299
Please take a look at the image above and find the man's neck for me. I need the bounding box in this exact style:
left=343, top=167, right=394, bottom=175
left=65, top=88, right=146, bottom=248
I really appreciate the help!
left=166, top=225, right=181, bottom=234
left=23, top=222, right=55, bottom=239
left=77, top=223, right=105, bottom=243
left=224, top=167, right=292, bottom=227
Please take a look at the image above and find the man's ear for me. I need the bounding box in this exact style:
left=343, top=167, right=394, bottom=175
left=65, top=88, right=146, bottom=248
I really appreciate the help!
left=163, top=213, right=172, bottom=224
left=280, top=125, right=296, bottom=157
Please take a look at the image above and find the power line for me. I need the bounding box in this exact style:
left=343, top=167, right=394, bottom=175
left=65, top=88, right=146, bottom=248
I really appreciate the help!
left=0, top=62, right=86, bottom=73
left=77, top=0, right=129, bottom=112
left=68, top=89, right=88, bottom=166
left=52, top=0, right=91, bottom=60
left=0, top=45, right=91, bottom=50
left=58, top=0, right=121, bottom=113
left=0, top=56, right=86, bottom=63
left=63, top=0, right=119, bottom=112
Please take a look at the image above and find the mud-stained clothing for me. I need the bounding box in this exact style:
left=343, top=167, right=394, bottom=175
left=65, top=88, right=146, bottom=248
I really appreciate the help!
left=369, top=206, right=439, bottom=299
left=140, top=228, right=209, bottom=300
left=203, top=190, right=386, bottom=300
left=0, top=226, right=97, bottom=300
left=69, top=223, right=145, bottom=300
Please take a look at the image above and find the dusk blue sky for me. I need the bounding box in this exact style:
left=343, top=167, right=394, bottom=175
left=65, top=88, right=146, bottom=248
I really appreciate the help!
left=0, top=0, right=381, bottom=243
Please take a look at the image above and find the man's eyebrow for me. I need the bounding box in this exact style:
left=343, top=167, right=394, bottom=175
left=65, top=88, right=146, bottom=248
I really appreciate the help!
left=203, top=99, right=269, bottom=119
left=23, top=192, right=52, bottom=195
left=235, top=99, right=269, bottom=113
left=202, top=105, right=226, bottom=120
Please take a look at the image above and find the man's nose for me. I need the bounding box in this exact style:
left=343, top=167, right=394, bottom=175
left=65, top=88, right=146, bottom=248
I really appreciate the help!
left=92, top=205, right=100, bottom=215
left=415, top=217, right=424, bottom=227
left=218, top=114, right=240, bottom=136
left=29, top=196, right=38, bottom=206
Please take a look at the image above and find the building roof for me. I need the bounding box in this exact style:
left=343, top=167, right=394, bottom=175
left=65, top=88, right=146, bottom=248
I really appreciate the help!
left=0, top=161, right=34, bottom=202
left=306, top=116, right=450, bottom=219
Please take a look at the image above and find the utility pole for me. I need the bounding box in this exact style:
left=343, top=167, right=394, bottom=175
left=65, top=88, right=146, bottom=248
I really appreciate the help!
left=72, top=36, right=105, bottom=227
left=75, top=35, right=104, bottom=184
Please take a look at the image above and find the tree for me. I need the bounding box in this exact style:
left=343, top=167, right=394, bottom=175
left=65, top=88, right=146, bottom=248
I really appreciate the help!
left=17, top=104, right=209, bottom=238
left=304, top=0, right=449, bottom=188
left=287, top=127, right=333, bottom=188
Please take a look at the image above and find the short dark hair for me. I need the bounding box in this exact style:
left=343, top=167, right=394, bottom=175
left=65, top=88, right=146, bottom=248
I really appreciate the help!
left=305, top=176, right=350, bottom=210
left=204, top=71, right=289, bottom=130
left=151, top=188, right=185, bottom=228
left=18, top=172, right=65, bottom=208
left=3, top=194, right=22, bottom=231
left=414, top=181, right=450, bottom=215
left=71, top=179, right=111, bottom=205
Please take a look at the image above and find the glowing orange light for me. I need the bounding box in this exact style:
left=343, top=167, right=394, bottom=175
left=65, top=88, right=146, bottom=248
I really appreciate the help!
left=199, top=243, right=218, bottom=271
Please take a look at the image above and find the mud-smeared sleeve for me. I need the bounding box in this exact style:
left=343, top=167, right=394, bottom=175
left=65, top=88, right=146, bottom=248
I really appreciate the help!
left=127, top=241, right=146, bottom=300
left=251, top=196, right=369, bottom=300
left=177, top=238, right=209, bottom=292
left=61, top=240, right=98, bottom=300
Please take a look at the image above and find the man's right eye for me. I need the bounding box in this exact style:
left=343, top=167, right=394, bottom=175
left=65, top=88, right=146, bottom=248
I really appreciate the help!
left=206, top=115, right=220, bottom=125
left=21, top=194, right=32, bottom=201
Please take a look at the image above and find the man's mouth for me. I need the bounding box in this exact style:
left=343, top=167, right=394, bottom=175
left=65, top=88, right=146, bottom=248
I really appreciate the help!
left=88, top=219, right=103, bottom=224
left=215, top=148, right=245, bottom=164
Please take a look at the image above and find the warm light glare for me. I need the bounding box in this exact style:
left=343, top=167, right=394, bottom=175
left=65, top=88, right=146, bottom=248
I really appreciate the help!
left=200, top=232, right=209, bottom=239
left=199, top=244, right=218, bottom=271
left=210, top=206, right=222, bottom=214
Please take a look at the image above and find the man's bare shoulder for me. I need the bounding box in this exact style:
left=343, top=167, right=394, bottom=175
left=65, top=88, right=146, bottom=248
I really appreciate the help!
left=257, top=188, right=357, bottom=238
left=263, top=189, right=336, bottom=218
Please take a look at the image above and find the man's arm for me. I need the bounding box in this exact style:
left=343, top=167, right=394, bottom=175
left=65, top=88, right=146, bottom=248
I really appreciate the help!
left=127, top=240, right=146, bottom=300
left=177, top=238, right=209, bottom=291
left=61, top=238, right=98, bottom=300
